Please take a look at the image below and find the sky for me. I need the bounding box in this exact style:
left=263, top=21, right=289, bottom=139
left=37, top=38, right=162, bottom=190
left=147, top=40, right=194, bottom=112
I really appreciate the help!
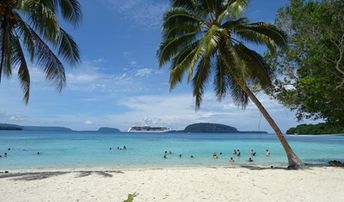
left=0, top=0, right=315, bottom=132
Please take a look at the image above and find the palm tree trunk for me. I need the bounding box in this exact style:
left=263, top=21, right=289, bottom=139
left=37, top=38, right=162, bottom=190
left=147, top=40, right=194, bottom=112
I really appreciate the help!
left=241, top=85, right=304, bottom=169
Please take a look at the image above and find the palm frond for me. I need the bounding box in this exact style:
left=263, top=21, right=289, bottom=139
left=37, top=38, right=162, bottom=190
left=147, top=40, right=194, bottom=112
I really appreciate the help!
left=24, top=0, right=61, bottom=43
left=218, top=37, right=249, bottom=108
left=234, top=29, right=277, bottom=55
left=163, top=23, right=200, bottom=40
left=10, top=35, right=30, bottom=103
left=228, top=75, right=249, bottom=108
left=18, top=19, right=66, bottom=90
left=236, top=22, right=288, bottom=48
left=158, top=32, right=197, bottom=67
left=214, top=56, right=227, bottom=100
left=170, top=0, right=196, bottom=10
left=188, top=25, right=222, bottom=81
left=57, top=28, right=80, bottom=65
left=193, top=54, right=211, bottom=109
left=163, top=8, right=209, bottom=31
left=234, top=43, right=272, bottom=88
left=57, top=0, right=82, bottom=25
left=169, top=45, right=198, bottom=89
left=218, top=0, right=250, bottom=21
left=0, top=18, right=12, bottom=80
left=14, top=12, right=35, bottom=62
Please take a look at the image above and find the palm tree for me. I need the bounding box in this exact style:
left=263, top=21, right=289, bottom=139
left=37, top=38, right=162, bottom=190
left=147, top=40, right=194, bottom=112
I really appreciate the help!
left=0, top=0, right=81, bottom=103
left=158, top=0, right=304, bottom=169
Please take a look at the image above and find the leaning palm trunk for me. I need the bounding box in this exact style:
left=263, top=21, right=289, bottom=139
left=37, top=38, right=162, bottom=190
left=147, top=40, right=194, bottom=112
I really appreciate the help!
left=242, top=85, right=304, bottom=169
left=158, top=0, right=304, bottom=169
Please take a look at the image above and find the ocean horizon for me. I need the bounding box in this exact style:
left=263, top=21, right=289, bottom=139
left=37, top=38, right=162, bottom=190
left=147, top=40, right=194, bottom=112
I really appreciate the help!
left=1, top=131, right=343, bottom=170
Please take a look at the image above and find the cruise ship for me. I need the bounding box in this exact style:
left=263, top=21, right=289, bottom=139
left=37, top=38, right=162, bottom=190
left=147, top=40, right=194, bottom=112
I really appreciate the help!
left=127, top=126, right=171, bottom=133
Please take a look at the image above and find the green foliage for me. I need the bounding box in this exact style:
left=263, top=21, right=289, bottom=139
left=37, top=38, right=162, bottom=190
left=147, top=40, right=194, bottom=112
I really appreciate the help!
left=0, top=0, right=81, bottom=103
left=286, top=123, right=344, bottom=135
left=266, top=0, right=344, bottom=126
left=123, top=193, right=138, bottom=202
left=158, top=0, right=287, bottom=110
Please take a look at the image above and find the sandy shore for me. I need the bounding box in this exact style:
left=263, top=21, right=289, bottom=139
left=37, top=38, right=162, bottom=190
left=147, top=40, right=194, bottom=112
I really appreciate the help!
left=0, top=166, right=343, bottom=202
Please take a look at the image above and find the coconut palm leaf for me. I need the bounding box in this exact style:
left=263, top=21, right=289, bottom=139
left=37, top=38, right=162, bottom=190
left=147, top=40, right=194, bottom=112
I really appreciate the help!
left=193, top=55, right=211, bottom=108
left=10, top=36, right=30, bottom=103
left=234, top=43, right=272, bottom=88
left=0, top=18, right=12, bottom=79
left=236, top=22, right=288, bottom=48
left=0, top=0, right=81, bottom=102
left=57, top=0, right=82, bottom=24
left=158, top=32, right=198, bottom=67
left=57, top=28, right=80, bottom=65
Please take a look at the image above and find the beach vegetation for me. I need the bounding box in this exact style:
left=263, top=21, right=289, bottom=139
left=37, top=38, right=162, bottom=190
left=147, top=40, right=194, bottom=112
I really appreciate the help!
left=0, top=0, right=81, bottom=103
left=123, top=192, right=138, bottom=202
left=158, top=0, right=303, bottom=169
left=287, top=123, right=344, bottom=135
left=266, top=0, right=344, bottom=126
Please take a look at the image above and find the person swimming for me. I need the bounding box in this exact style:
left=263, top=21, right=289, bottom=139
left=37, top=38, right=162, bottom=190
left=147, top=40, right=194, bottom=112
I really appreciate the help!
left=169, top=151, right=172, bottom=155
left=37, top=152, right=40, bottom=155
left=233, top=149, right=237, bottom=155
left=219, top=152, right=223, bottom=155
left=250, top=149, right=256, bottom=157
left=4, top=153, right=7, bottom=157
left=190, top=155, right=194, bottom=158
left=8, top=148, right=11, bottom=151
left=109, top=147, right=112, bottom=150
left=212, top=153, right=218, bottom=159
left=248, top=157, right=253, bottom=162
left=236, top=150, right=241, bottom=157
left=179, top=154, right=182, bottom=158
left=164, top=151, right=168, bottom=154
left=229, top=157, right=235, bottom=163
left=123, top=146, right=127, bottom=150
left=266, top=149, right=270, bottom=157
left=163, top=155, right=167, bottom=159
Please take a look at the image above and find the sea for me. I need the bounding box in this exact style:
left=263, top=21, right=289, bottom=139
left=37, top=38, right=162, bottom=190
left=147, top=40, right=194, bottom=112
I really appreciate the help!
left=0, top=131, right=343, bottom=170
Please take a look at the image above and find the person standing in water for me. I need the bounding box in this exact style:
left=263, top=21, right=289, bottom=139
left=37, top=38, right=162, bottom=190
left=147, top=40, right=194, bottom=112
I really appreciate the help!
left=233, top=149, right=237, bottom=155
left=236, top=150, right=241, bottom=157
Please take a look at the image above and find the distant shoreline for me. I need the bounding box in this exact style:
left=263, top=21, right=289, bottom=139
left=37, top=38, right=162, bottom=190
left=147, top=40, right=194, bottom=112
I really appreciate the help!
left=288, top=133, right=344, bottom=136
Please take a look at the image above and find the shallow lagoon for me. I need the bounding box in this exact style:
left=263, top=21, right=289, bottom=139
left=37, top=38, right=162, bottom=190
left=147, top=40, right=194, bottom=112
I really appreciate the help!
left=0, top=131, right=343, bottom=169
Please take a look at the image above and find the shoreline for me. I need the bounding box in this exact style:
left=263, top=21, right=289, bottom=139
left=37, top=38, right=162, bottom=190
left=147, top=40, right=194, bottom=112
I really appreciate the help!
left=0, top=163, right=331, bottom=173
left=0, top=166, right=343, bottom=202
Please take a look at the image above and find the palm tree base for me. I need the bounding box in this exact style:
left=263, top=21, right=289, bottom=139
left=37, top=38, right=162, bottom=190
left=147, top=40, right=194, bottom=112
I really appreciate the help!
left=287, top=154, right=305, bottom=170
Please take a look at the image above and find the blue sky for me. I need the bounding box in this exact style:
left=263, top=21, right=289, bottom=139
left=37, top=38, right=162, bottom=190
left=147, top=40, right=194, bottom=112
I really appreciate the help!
left=0, top=0, right=314, bottom=132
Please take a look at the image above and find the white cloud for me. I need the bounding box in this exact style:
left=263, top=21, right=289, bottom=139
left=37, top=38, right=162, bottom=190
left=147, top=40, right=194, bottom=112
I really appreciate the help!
left=85, top=120, right=94, bottom=125
left=135, top=68, right=153, bottom=77
left=106, top=0, right=168, bottom=29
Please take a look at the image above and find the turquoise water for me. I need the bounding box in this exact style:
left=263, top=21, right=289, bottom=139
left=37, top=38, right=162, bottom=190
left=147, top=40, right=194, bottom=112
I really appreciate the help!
left=0, top=131, right=344, bottom=170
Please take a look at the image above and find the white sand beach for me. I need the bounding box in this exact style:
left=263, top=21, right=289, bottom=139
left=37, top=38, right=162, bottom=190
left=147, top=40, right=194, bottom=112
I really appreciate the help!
left=0, top=166, right=343, bottom=202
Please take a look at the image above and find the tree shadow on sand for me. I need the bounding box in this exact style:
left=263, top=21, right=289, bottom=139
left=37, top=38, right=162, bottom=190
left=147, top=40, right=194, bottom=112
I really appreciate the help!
left=0, top=170, right=124, bottom=181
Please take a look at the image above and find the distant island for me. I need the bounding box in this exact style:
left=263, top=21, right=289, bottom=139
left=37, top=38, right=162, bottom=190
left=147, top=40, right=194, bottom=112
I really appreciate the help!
left=287, top=123, right=344, bottom=135
left=0, top=123, right=22, bottom=131
left=184, top=123, right=238, bottom=133
left=176, top=123, right=267, bottom=134
left=97, top=127, right=121, bottom=133
left=1, top=122, right=267, bottom=134
left=0, top=123, right=120, bottom=133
